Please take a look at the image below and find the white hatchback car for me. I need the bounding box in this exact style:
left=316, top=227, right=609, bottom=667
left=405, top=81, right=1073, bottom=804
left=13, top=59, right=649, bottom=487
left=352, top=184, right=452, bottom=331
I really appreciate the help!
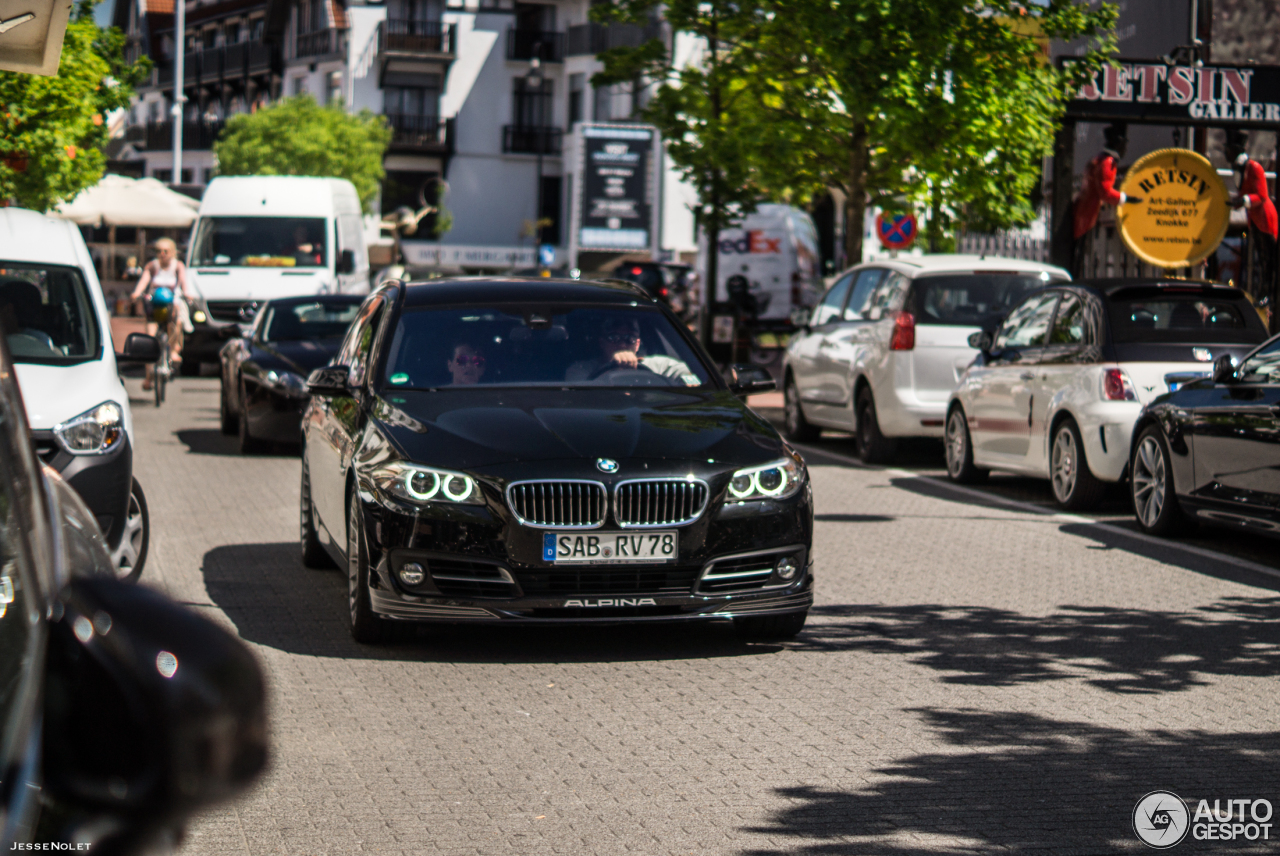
left=782, top=255, right=1069, bottom=462
left=0, top=208, right=159, bottom=579
left=945, top=279, right=1269, bottom=509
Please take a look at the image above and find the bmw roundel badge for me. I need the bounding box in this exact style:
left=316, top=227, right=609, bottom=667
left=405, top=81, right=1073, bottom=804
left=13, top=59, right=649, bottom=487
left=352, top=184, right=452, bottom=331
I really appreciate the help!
left=596, top=458, right=619, bottom=474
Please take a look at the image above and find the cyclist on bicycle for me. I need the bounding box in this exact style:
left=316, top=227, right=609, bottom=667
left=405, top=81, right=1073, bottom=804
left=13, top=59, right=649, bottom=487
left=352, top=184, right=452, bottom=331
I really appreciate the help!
left=131, top=237, right=195, bottom=390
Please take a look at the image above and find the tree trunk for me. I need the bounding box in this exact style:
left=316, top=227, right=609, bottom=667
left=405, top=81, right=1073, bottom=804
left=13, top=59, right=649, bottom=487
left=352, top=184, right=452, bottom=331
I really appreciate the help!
left=845, top=121, right=868, bottom=266
left=928, top=183, right=942, bottom=253
left=703, top=197, right=719, bottom=346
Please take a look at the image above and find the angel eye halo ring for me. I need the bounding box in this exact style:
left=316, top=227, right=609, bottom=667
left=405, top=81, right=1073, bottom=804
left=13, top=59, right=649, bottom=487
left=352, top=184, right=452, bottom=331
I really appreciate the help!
left=371, top=462, right=484, bottom=507
left=727, top=455, right=804, bottom=501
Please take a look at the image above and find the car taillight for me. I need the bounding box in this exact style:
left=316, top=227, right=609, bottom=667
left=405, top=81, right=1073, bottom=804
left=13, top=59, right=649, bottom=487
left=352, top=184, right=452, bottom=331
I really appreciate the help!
left=889, top=312, right=915, bottom=351
left=658, top=286, right=669, bottom=298
left=630, top=266, right=643, bottom=275
left=1103, top=368, right=1136, bottom=401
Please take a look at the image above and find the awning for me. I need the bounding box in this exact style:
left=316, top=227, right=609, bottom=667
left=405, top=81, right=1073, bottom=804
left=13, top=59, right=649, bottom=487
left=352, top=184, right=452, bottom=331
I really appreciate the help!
left=55, top=174, right=200, bottom=229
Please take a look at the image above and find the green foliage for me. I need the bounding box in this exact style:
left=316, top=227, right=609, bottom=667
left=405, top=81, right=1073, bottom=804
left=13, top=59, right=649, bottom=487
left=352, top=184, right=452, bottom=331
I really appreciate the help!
left=595, top=0, right=1118, bottom=261
left=0, top=1, right=151, bottom=211
left=214, top=96, right=392, bottom=213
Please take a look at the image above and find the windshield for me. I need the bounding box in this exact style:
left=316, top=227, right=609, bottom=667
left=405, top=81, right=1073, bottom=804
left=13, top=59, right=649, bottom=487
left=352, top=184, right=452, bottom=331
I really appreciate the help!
left=261, top=300, right=361, bottom=342
left=1107, top=294, right=1264, bottom=344
left=0, top=263, right=100, bottom=365
left=190, top=217, right=327, bottom=268
left=908, top=274, right=1061, bottom=327
left=382, top=305, right=713, bottom=389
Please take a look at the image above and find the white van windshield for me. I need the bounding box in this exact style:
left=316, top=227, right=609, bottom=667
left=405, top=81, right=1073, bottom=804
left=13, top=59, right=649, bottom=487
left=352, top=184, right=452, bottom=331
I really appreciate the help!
left=190, top=217, right=327, bottom=268
left=0, top=263, right=100, bottom=365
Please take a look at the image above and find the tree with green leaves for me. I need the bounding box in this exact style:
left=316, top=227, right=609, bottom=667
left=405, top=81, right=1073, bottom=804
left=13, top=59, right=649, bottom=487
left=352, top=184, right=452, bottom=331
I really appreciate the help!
left=0, top=0, right=150, bottom=212
left=597, top=0, right=1117, bottom=265
left=214, top=96, right=392, bottom=213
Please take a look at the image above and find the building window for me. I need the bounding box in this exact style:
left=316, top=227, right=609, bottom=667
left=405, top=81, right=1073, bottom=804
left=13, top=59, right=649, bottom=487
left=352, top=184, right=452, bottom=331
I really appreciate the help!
left=293, top=76, right=308, bottom=96
left=568, top=73, right=583, bottom=129
left=327, top=71, right=343, bottom=104
left=388, top=0, right=442, bottom=23
left=383, top=83, right=439, bottom=118
left=513, top=76, right=553, bottom=127
left=592, top=84, right=610, bottom=122
left=251, top=18, right=264, bottom=40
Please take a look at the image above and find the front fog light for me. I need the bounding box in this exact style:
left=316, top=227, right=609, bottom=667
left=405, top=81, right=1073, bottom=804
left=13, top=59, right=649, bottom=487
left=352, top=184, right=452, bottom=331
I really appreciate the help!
left=398, top=562, right=426, bottom=586
left=775, top=556, right=798, bottom=581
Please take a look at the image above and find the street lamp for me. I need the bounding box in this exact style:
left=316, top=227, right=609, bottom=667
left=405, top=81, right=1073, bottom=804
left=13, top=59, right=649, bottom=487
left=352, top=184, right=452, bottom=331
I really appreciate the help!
left=525, top=57, right=544, bottom=264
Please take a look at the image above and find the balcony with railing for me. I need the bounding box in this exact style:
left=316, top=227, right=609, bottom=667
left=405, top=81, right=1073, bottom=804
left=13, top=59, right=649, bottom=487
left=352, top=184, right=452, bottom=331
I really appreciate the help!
left=378, top=19, right=455, bottom=57
left=294, top=28, right=343, bottom=59
left=502, top=125, right=561, bottom=155
left=506, top=28, right=564, bottom=62
left=153, top=41, right=273, bottom=92
left=386, top=114, right=454, bottom=154
left=566, top=21, right=661, bottom=56
left=141, top=120, right=226, bottom=151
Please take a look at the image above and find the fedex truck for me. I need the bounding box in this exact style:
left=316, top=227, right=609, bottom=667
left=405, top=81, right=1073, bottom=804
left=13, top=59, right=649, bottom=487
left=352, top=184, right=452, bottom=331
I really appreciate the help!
left=700, top=204, right=823, bottom=327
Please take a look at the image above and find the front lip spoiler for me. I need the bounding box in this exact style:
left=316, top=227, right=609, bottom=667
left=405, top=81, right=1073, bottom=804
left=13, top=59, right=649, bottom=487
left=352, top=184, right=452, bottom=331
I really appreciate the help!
left=367, top=585, right=813, bottom=624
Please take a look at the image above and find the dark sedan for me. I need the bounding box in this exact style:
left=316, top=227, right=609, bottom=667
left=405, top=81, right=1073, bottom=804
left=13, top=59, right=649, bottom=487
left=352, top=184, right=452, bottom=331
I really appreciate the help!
left=220, top=295, right=363, bottom=452
left=1130, top=331, right=1280, bottom=537
left=301, top=277, right=812, bottom=644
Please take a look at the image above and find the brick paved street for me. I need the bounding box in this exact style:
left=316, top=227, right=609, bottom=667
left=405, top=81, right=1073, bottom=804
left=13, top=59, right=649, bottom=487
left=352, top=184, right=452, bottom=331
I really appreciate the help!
left=133, top=377, right=1280, bottom=855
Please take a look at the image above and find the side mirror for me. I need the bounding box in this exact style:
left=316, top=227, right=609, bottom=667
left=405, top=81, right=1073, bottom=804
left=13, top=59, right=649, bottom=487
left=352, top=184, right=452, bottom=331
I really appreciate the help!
left=337, top=249, right=357, bottom=275
left=967, top=331, right=994, bottom=353
left=726, top=363, right=776, bottom=396
left=1212, top=353, right=1237, bottom=384
left=42, top=578, right=267, bottom=849
left=307, top=365, right=352, bottom=395
left=117, top=333, right=160, bottom=363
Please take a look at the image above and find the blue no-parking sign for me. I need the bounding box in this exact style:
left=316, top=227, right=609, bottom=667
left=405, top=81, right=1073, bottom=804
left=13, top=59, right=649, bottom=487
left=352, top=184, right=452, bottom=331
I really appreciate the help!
left=876, top=213, right=917, bottom=249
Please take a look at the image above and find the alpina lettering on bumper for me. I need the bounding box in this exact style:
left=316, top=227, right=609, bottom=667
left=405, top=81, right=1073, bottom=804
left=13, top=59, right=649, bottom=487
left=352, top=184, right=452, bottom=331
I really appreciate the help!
left=563, top=598, right=657, bottom=607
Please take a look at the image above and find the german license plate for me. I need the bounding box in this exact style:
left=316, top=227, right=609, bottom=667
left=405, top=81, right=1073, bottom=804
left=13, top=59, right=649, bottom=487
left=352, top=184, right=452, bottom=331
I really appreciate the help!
left=543, top=531, right=678, bottom=563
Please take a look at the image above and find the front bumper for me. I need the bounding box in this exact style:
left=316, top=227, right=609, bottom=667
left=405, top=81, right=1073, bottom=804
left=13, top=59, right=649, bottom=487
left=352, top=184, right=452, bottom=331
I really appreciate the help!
left=358, top=483, right=815, bottom=624
left=32, top=431, right=132, bottom=549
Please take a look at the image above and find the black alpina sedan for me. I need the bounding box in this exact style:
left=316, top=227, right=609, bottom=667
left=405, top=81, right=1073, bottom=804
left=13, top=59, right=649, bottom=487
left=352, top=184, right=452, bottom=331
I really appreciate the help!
left=1130, top=331, right=1280, bottom=538
left=300, top=278, right=813, bottom=643
left=220, top=294, right=363, bottom=452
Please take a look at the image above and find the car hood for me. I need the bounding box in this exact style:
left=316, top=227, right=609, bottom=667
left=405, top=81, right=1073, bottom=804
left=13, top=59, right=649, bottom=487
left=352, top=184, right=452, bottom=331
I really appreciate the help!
left=14, top=360, right=130, bottom=434
left=370, top=388, right=786, bottom=470
left=254, top=339, right=343, bottom=375
left=190, top=267, right=334, bottom=301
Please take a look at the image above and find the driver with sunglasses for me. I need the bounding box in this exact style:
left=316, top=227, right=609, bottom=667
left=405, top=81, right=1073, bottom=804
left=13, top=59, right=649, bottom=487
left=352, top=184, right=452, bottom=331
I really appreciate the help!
left=447, top=342, right=486, bottom=385
left=565, top=317, right=694, bottom=383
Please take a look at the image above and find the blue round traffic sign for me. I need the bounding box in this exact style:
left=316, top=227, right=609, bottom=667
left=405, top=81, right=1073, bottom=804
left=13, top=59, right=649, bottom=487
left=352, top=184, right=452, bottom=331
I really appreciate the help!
left=876, top=212, right=917, bottom=249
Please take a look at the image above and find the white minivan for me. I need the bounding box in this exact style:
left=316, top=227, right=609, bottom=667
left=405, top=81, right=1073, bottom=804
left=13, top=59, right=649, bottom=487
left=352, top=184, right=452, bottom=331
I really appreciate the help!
left=703, top=203, right=824, bottom=326
left=0, top=208, right=158, bottom=580
left=183, top=176, right=371, bottom=368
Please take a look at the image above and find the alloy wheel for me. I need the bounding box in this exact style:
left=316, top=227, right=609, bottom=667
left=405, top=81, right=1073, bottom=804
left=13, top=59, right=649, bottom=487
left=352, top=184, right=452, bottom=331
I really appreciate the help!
left=945, top=410, right=967, bottom=478
left=1051, top=426, right=1077, bottom=502
left=347, top=500, right=360, bottom=625
left=785, top=384, right=801, bottom=434
left=1132, top=435, right=1167, bottom=529
left=110, top=481, right=147, bottom=582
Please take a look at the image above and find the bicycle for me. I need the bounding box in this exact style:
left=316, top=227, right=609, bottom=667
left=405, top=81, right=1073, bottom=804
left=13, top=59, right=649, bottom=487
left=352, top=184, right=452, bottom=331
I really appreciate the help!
left=149, top=287, right=175, bottom=407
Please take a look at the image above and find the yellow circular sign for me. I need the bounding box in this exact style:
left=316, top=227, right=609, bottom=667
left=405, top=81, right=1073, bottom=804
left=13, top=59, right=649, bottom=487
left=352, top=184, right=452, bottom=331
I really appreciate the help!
left=1117, top=148, right=1229, bottom=269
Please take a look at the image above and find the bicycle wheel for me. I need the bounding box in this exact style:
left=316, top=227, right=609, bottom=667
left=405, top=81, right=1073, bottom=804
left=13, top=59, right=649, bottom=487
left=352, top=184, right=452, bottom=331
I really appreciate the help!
left=155, top=332, right=168, bottom=407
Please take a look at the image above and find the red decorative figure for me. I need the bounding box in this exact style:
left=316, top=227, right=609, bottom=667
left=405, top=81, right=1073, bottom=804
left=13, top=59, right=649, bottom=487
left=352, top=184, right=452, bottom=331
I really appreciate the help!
left=1074, top=123, right=1139, bottom=239
left=1226, top=129, right=1278, bottom=240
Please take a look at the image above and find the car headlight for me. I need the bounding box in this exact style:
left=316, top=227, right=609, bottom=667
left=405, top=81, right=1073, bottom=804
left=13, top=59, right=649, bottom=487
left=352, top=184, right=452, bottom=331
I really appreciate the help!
left=263, top=369, right=309, bottom=396
left=370, top=462, right=484, bottom=507
left=53, top=401, right=125, bottom=455
left=727, top=453, right=805, bottom=501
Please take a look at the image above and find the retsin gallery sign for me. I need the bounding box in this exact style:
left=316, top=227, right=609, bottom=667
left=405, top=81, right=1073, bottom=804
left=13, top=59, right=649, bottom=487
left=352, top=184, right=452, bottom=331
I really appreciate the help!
left=571, top=124, right=659, bottom=255
left=1064, top=58, right=1280, bottom=129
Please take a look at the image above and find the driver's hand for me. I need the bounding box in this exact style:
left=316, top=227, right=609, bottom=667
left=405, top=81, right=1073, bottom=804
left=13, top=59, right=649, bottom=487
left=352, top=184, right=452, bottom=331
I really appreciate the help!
left=611, top=350, right=639, bottom=368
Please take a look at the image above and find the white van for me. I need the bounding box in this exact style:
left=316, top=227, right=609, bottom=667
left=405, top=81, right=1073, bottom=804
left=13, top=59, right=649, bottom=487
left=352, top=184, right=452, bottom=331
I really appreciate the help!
left=0, top=208, right=157, bottom=580
left=702, top=204, right=823, bottom=326
left=183, top=176, right=370, bottom=367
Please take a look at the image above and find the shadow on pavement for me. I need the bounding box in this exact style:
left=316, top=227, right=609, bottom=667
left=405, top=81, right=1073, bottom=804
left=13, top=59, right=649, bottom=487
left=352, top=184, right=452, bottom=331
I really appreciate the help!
left=814, top=513, right=896, bottom=523
left=202, top=541, right=781, bottom=663
left=739, top=707, right=1280, bottom=855
left=176, top=428, right=299, bottom=458
left=801, top=595, right=1280, bottom=694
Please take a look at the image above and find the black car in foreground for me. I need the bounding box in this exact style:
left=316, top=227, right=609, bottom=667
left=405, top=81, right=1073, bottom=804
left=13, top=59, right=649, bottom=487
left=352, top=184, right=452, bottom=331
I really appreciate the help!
left=1130, top=331, right=1280, bottom=537
left=220, top=294, right=363, bottom=452
left=301, top=277, right=812, bottom=643
left=0, top=341, right=267, bottom=853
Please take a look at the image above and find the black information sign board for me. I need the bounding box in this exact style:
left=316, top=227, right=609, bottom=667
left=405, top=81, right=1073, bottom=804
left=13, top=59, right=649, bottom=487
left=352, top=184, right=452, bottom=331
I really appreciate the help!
left=1064, top=58, right=1280, bottom=129
left=576, top=124, right=656, bottom=252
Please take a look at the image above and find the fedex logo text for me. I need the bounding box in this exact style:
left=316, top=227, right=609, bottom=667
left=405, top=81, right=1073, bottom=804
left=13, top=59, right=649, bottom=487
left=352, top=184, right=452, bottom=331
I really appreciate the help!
left=719, top=231, right=782, bottom=254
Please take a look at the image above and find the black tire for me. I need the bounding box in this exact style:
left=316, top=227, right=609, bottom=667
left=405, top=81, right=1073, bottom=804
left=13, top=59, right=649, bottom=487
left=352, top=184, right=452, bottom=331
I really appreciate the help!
left=783, top=376, right=820, bottom=442
left=734, top=611, right=807, bottom=641
left=347, top=489, right=390, bottom=644
left=1131, top=425, right=1191, bottom=536
left=238, top=379, right=264, bottom=454
left=1049, top=418, right=1106, bottom=511
left=109, top=477, right=149, bottom=583
left=154, top=370, right=164, bottom=407
left=220, top=376, right=238, bottom=435
left=944, top=405, right=988, bottom=484
left=300, top=453, right=334, bottom=569
left=856, top=388, right=897, bottom=464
